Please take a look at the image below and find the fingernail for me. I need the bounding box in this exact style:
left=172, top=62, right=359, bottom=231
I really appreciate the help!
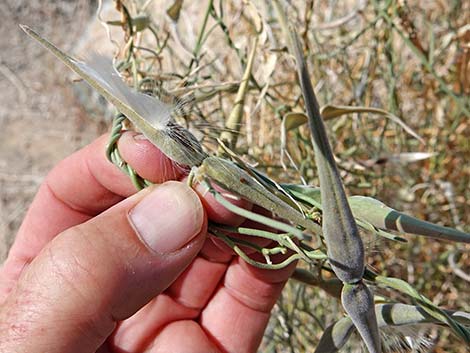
left=129, top=181, right=204, bottom=254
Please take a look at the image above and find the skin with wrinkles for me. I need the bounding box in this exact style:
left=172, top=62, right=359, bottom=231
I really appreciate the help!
left=21, top=25, right=317, bottom=243
left=0, top=133, right=296, bottom=352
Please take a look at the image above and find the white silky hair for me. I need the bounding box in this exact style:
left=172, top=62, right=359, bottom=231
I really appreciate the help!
left=75, top=53, right=209, bottom=167
left=343, top=325, right=436, bottom=353
left=74, top=53, right=173, bottom=130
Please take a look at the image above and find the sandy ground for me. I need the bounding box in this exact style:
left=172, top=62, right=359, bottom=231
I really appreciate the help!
left=0, top=1, right=106, bottom=262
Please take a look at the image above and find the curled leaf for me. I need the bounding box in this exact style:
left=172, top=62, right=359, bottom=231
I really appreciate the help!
left=280, top=112, right=308, bottom=169
left=283, top=112, right=308, bottom=131
left=320, top=104, right=424, bottom=144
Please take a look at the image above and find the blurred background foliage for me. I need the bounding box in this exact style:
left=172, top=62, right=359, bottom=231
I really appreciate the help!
left=1, top=0, right=469, bottom=351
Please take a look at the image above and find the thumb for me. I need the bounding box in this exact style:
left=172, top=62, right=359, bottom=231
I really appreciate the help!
left=0, top=181, right=206, bottom=353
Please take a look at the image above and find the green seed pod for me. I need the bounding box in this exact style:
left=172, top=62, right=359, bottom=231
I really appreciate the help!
left=348, top=196, right=470, bottom=243
left=20, top=25, right=208, bottom=168
left=201, top=156, right=319, bottom=233
left=317, top=303, right=470, bottom=353
left=321, top=188, right=365, bottom=283
left=273, top=2, right=366, bottom=283
left=297, top=60, right=365, bottom=282
left=375, top=303, right=470, bottom=327
left=315, top=316, right=355, bottom=353
left=341, top=282, right=382, bottom=353
left=281, top=184, right=470, bottom=243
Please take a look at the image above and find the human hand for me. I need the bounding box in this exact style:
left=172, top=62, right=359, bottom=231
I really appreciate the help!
left=0, top=132, right=295, bottom=353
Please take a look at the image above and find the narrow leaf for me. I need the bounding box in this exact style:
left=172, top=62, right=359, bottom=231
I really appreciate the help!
left=320, top=104, right=424, bottom=144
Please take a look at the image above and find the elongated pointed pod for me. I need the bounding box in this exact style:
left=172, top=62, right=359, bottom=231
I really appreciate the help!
left=348, top=196, right=470, bottom=243
left=315, top=316, right=356, bottom=353
left=317, top=303, right=470, bottom=353
left=273, top=0, right=364, bottom=283
left=342, top=282, right=382, bottom=353
left=20, top=25, right=207, bottom=167
left=218, top=37, right=258, bottom=153
left=273, top=2, right=381, bottom=352
left=199, top=156, right=321, bottom=235
left=374, top=275, right=470, bottom=342
left=284, top=184, right=470, bottom=243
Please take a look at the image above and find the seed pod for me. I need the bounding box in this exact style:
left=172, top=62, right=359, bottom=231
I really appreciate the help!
left=273, top=1, right=365, bottom=283
left=341, top=282, right=382, bottom=353
left=282, top=184, right=470, bottom=243
left=317, top=303, right=470, bottom=353
left=348, top=196, right=470, bottom=243
left=315, top=316, right=355, bottom=353
left=375, top=303, right=470, bottom=327
left=21, top=25, right=208, bottom=168
left=201, top=156, right=319, bottom=234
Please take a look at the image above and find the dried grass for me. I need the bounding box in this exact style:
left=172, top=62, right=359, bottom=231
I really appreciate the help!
left=2, top=0, right=469, bottom=351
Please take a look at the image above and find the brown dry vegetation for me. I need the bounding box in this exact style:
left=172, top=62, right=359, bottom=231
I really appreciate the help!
left=1, top=0, right=469, bottom=352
